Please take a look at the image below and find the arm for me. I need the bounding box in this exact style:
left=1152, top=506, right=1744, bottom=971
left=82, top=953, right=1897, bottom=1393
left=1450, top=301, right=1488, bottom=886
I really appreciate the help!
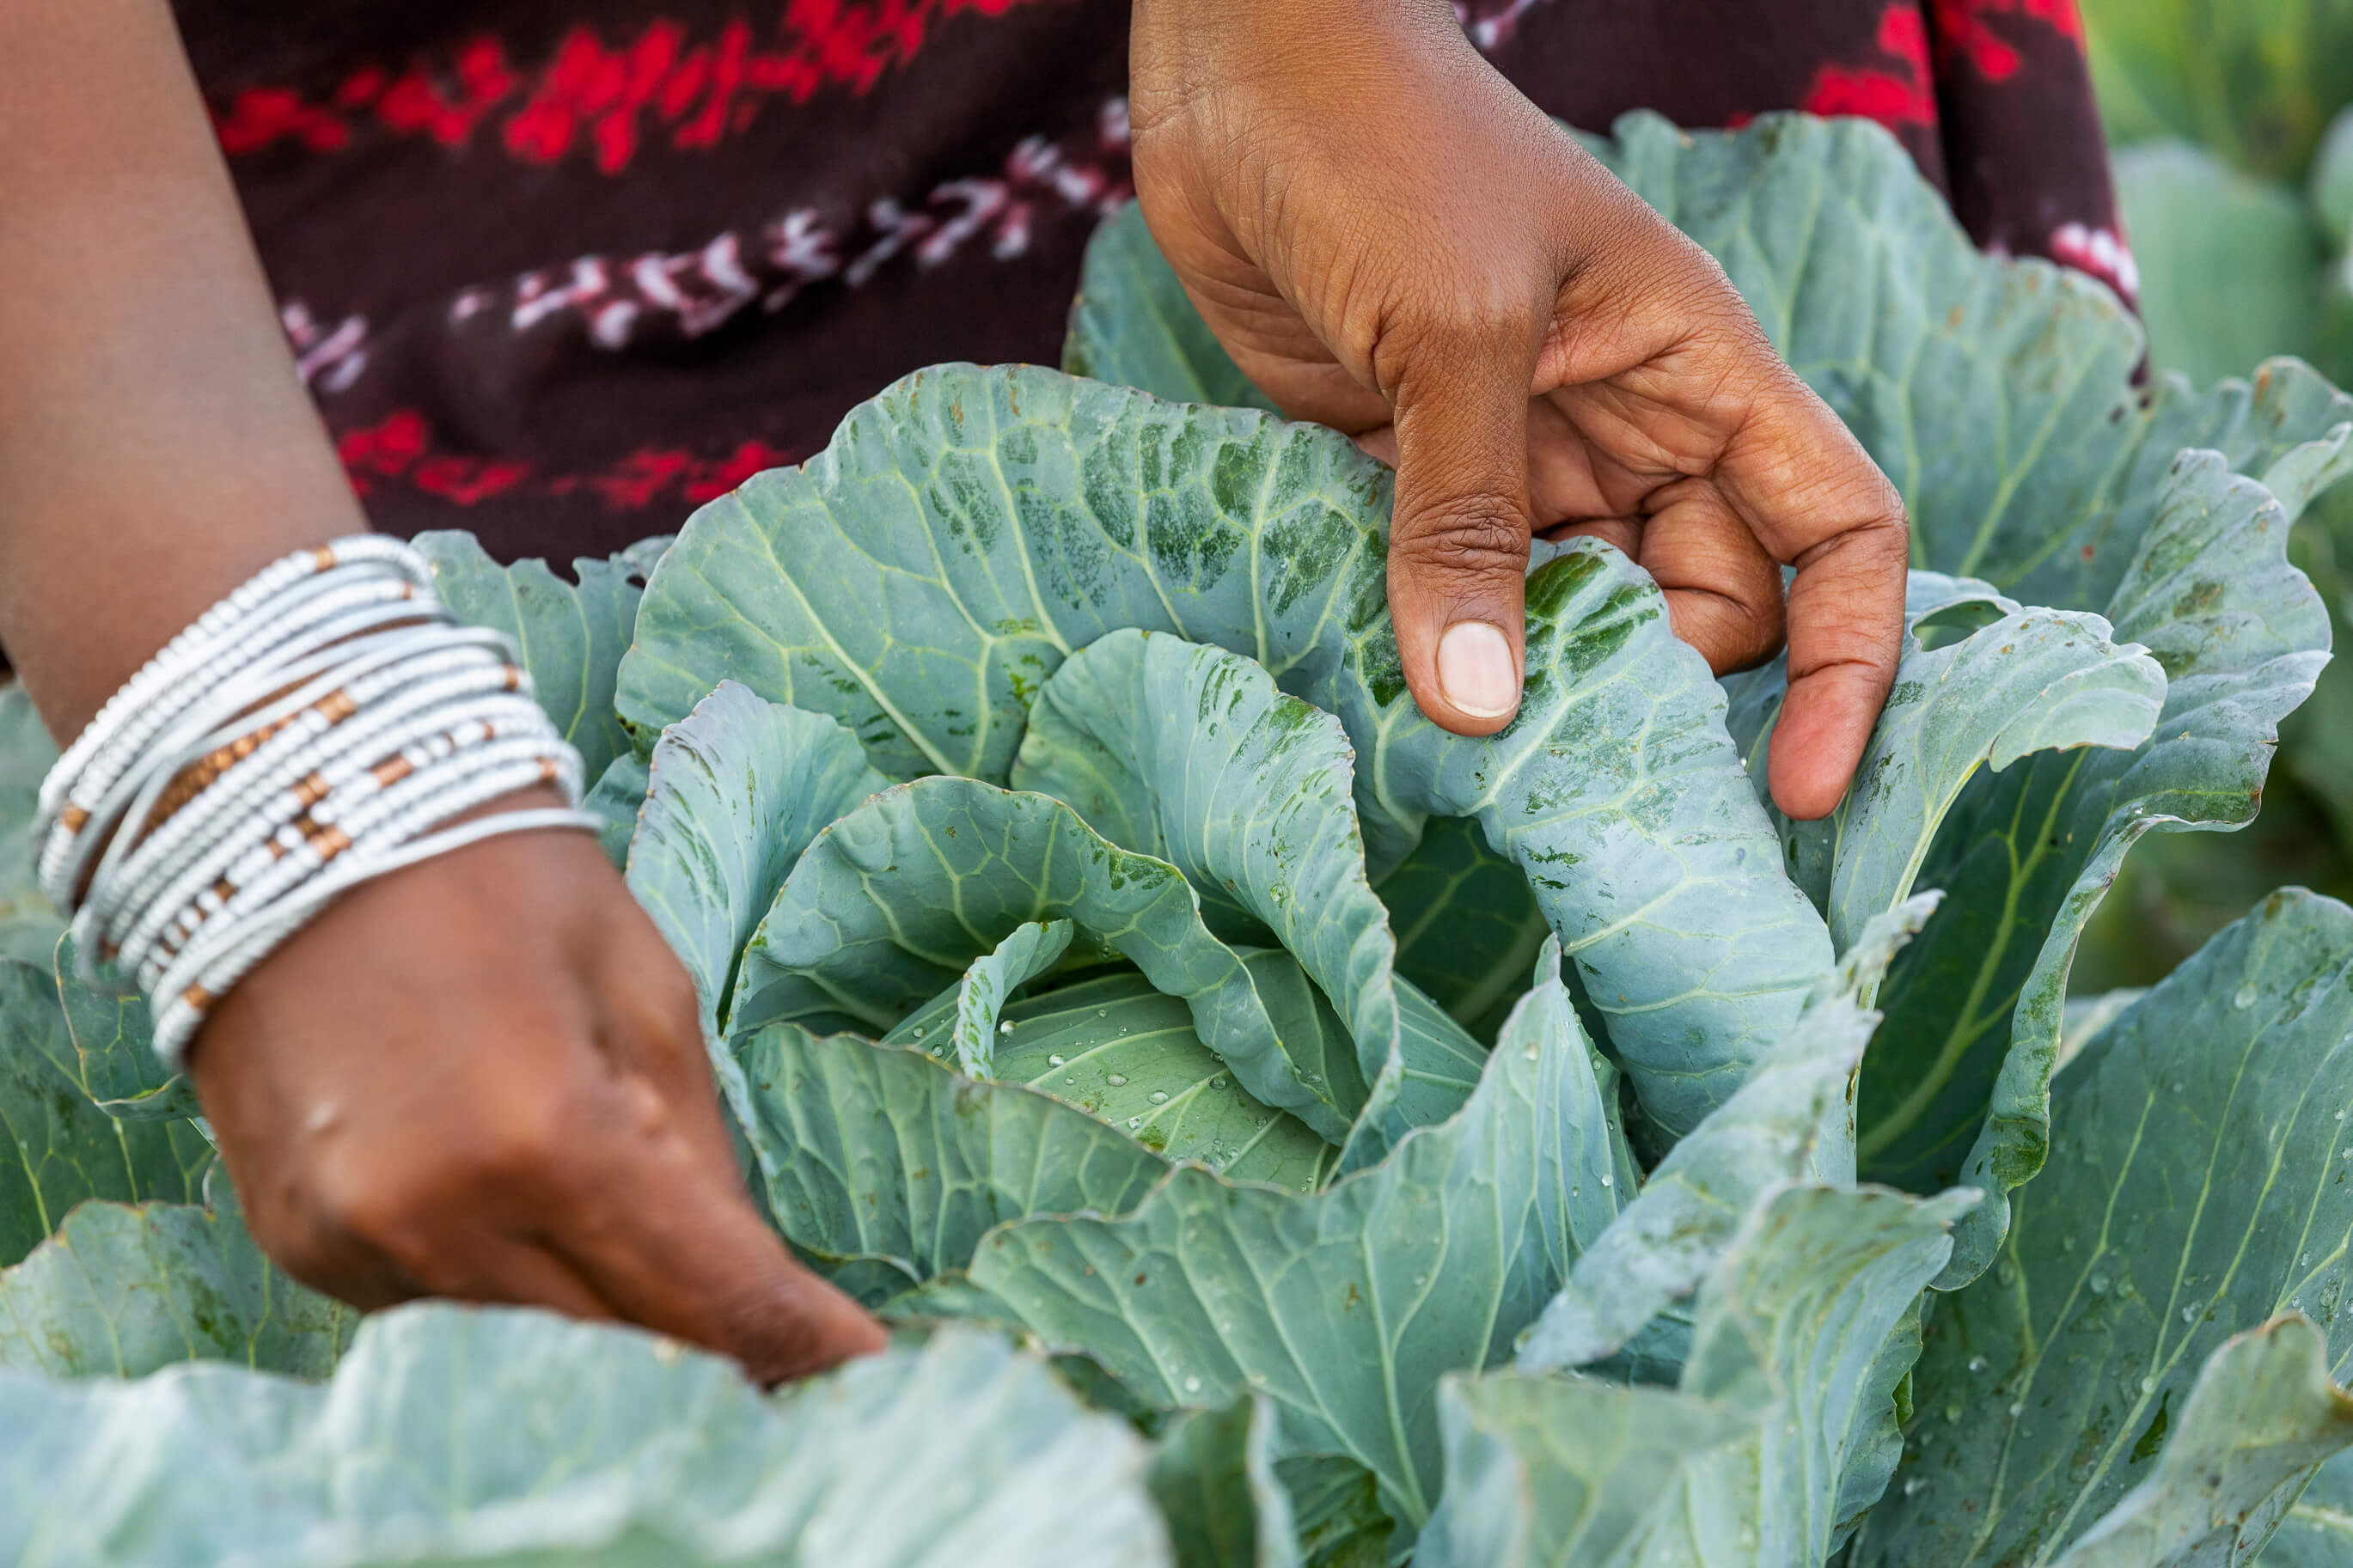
left=0, top=0, right=882, bottom=1381
left=1128, top=0, right=1910, bottom=819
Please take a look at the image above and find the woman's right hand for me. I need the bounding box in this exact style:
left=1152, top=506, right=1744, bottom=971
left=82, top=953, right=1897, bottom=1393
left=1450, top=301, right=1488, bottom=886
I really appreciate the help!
left=191, top=800, right=888, bottom=1384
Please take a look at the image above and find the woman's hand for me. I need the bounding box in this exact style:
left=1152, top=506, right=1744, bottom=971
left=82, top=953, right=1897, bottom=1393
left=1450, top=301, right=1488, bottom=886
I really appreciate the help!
left=1128, top=0, right=1910, bottom=820
left=0, top=0, right=877, bottom=1380
left=192, top=803, right=888, bottom=1383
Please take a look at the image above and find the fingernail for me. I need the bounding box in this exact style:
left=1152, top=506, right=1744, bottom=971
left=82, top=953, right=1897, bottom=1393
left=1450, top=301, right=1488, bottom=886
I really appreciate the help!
left=1438, top=621, right=1519, bottom=718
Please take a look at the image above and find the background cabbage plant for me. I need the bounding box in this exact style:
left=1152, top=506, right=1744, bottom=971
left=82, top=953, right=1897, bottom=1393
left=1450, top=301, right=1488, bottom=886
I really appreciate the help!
left=2076, top=0, right=2353, bottom=994
left=3, top=110, right=2353, bottom=1566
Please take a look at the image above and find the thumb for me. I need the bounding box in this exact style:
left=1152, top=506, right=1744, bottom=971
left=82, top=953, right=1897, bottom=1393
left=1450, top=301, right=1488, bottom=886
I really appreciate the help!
left=1383, top=322, right=1542, bottom=736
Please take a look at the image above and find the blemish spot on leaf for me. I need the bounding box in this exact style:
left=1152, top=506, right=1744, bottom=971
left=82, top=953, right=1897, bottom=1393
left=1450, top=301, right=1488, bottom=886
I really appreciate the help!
left=2130, top=1388, right=2173, bottom=1463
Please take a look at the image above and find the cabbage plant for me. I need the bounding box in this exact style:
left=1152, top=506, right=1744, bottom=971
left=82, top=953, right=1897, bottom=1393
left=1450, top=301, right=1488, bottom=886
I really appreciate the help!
left=4, top=113, right=2353, bottom=1566
left=2075, top=0, right=2353, bottom=999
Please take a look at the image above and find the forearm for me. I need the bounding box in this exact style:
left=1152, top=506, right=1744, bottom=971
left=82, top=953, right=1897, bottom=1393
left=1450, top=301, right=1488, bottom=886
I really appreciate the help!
left=0, top=0, right=364, bottom=741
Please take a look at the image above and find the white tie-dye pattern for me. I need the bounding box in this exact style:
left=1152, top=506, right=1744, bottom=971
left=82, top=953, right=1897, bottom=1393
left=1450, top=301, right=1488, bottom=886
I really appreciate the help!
left=458, top=97, right=1134, bottom=353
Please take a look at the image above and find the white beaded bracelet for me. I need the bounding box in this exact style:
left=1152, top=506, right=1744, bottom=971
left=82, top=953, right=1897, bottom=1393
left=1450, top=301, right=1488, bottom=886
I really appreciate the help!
left=35, top=534, right=601, bottom=1068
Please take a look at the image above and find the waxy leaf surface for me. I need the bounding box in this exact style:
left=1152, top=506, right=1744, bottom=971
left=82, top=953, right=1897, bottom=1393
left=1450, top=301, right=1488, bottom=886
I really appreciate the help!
left=2057, top=1317, right=2353, bottom=1568
left=967, top=944, right=1624, bottom=1534
left=415, top=530, right=646, bottom=788
left=0, top=1180, right=352, bottom=1378
left=1014, top=629, right=1479, bottom=1162
left=620, top=363, right=1831, bottom=1138
left=0, top=957, right=208, bottom=1266
left=882, top=964, right=1338, bottom=1189
left=1421, top=1183, right=1965, bottom=1568
left=1517, top=895, right=1937, bottom=1373
left=623, top=680, right=887, bottom=1039
left=1855, top=889, right=2353, bottom=1567
left=730, top=1023, right=1170, bottom=1302
left=0, top=1310, right=1170, bottom=1566
left=1147, top=1396, right=1305, bottom=1568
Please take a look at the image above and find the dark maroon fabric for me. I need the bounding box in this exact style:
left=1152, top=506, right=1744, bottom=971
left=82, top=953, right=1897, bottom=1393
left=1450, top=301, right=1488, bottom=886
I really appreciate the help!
left=172, top=0, right=2130, bottom=564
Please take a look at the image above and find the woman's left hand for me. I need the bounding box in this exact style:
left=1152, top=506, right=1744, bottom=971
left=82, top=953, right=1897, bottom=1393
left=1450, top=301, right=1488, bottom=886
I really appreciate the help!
left=1128, top=0, right=1910, bottom=821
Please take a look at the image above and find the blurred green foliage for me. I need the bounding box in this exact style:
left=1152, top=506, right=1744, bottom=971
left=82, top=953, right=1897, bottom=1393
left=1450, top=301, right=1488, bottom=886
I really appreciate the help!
left=2086, top=0, right=2353, bottom=180
left=2073, top=0, right=2353, bottom=988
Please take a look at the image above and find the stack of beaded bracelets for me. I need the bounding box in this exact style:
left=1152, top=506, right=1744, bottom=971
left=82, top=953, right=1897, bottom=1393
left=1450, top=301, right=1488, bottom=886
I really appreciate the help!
left=34, top=534, right=600, bottom=1069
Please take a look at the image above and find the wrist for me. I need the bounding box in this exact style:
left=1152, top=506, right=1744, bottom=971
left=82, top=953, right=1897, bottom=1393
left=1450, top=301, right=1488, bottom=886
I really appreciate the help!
left=40, top=537, right=595, bottom=1069
left=1129, top=0, right=1469, bottom=129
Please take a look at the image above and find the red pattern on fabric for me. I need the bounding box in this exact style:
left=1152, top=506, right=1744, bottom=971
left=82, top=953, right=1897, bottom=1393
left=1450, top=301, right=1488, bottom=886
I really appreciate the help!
left=376, top=40, right=523, bottom=147
left=335, top=409, right=796, bottom=510
left=337, top=410, right=431, bottom=480
left=1931, top=0, right=2084, bottom=84
left=211, top=3, right=1045, bottom=170
left=216, top=88, right=352, bottom=154
left=1800, top=4, right=1936, bottom=129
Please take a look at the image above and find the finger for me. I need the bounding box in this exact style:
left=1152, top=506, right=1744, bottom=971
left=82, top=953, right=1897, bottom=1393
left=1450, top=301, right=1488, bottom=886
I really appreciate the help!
left=1637, top=478, right=1786, bottom=675
left=1525, top=394, right=1631, bottom=526
left=1383, top=319, right=1546, bottom=735
left=1240, top=351, right=1392, bottom=433
left=1712, top=363, right=1909, bottom=820
left=546, top=1072, right=887, bottom=1385
left=1367, top=400, right=1623, bottom=530
left=1537, top=516, right=1641, bottom=558
left=410, top=1233, right=618, bottom=1321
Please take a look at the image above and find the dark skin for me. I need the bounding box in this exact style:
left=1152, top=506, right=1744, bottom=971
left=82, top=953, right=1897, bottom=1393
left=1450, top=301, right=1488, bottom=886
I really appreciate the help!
left=0, top=0, right=1905, bottom=1380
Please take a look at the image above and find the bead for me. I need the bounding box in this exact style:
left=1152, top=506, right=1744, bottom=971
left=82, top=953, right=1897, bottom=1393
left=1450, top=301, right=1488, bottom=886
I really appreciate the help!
left=38, top=534, right=586, bottom=1065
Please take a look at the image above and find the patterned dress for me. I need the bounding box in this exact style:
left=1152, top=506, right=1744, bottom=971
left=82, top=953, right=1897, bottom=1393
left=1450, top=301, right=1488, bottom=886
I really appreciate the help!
left=174, top=0, right=2130, bottom=561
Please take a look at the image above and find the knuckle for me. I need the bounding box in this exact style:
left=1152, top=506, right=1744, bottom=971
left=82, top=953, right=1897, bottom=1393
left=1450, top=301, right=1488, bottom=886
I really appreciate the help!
left=1390, top=497, right=1530, bottom=577
left=1719, top=604, right=1788, bottom=674
left=467, top=1090, right=581, bottom=1191
left=1431, top=295, right=1541, bottom=364
left=1674, top=583, right=1785, bottom=677
left=310, top=1096, right=578, bottom=1253
left=311, top=1151, right=445, bottom=1254
left=1366, top=276, right=1539, bottom=388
